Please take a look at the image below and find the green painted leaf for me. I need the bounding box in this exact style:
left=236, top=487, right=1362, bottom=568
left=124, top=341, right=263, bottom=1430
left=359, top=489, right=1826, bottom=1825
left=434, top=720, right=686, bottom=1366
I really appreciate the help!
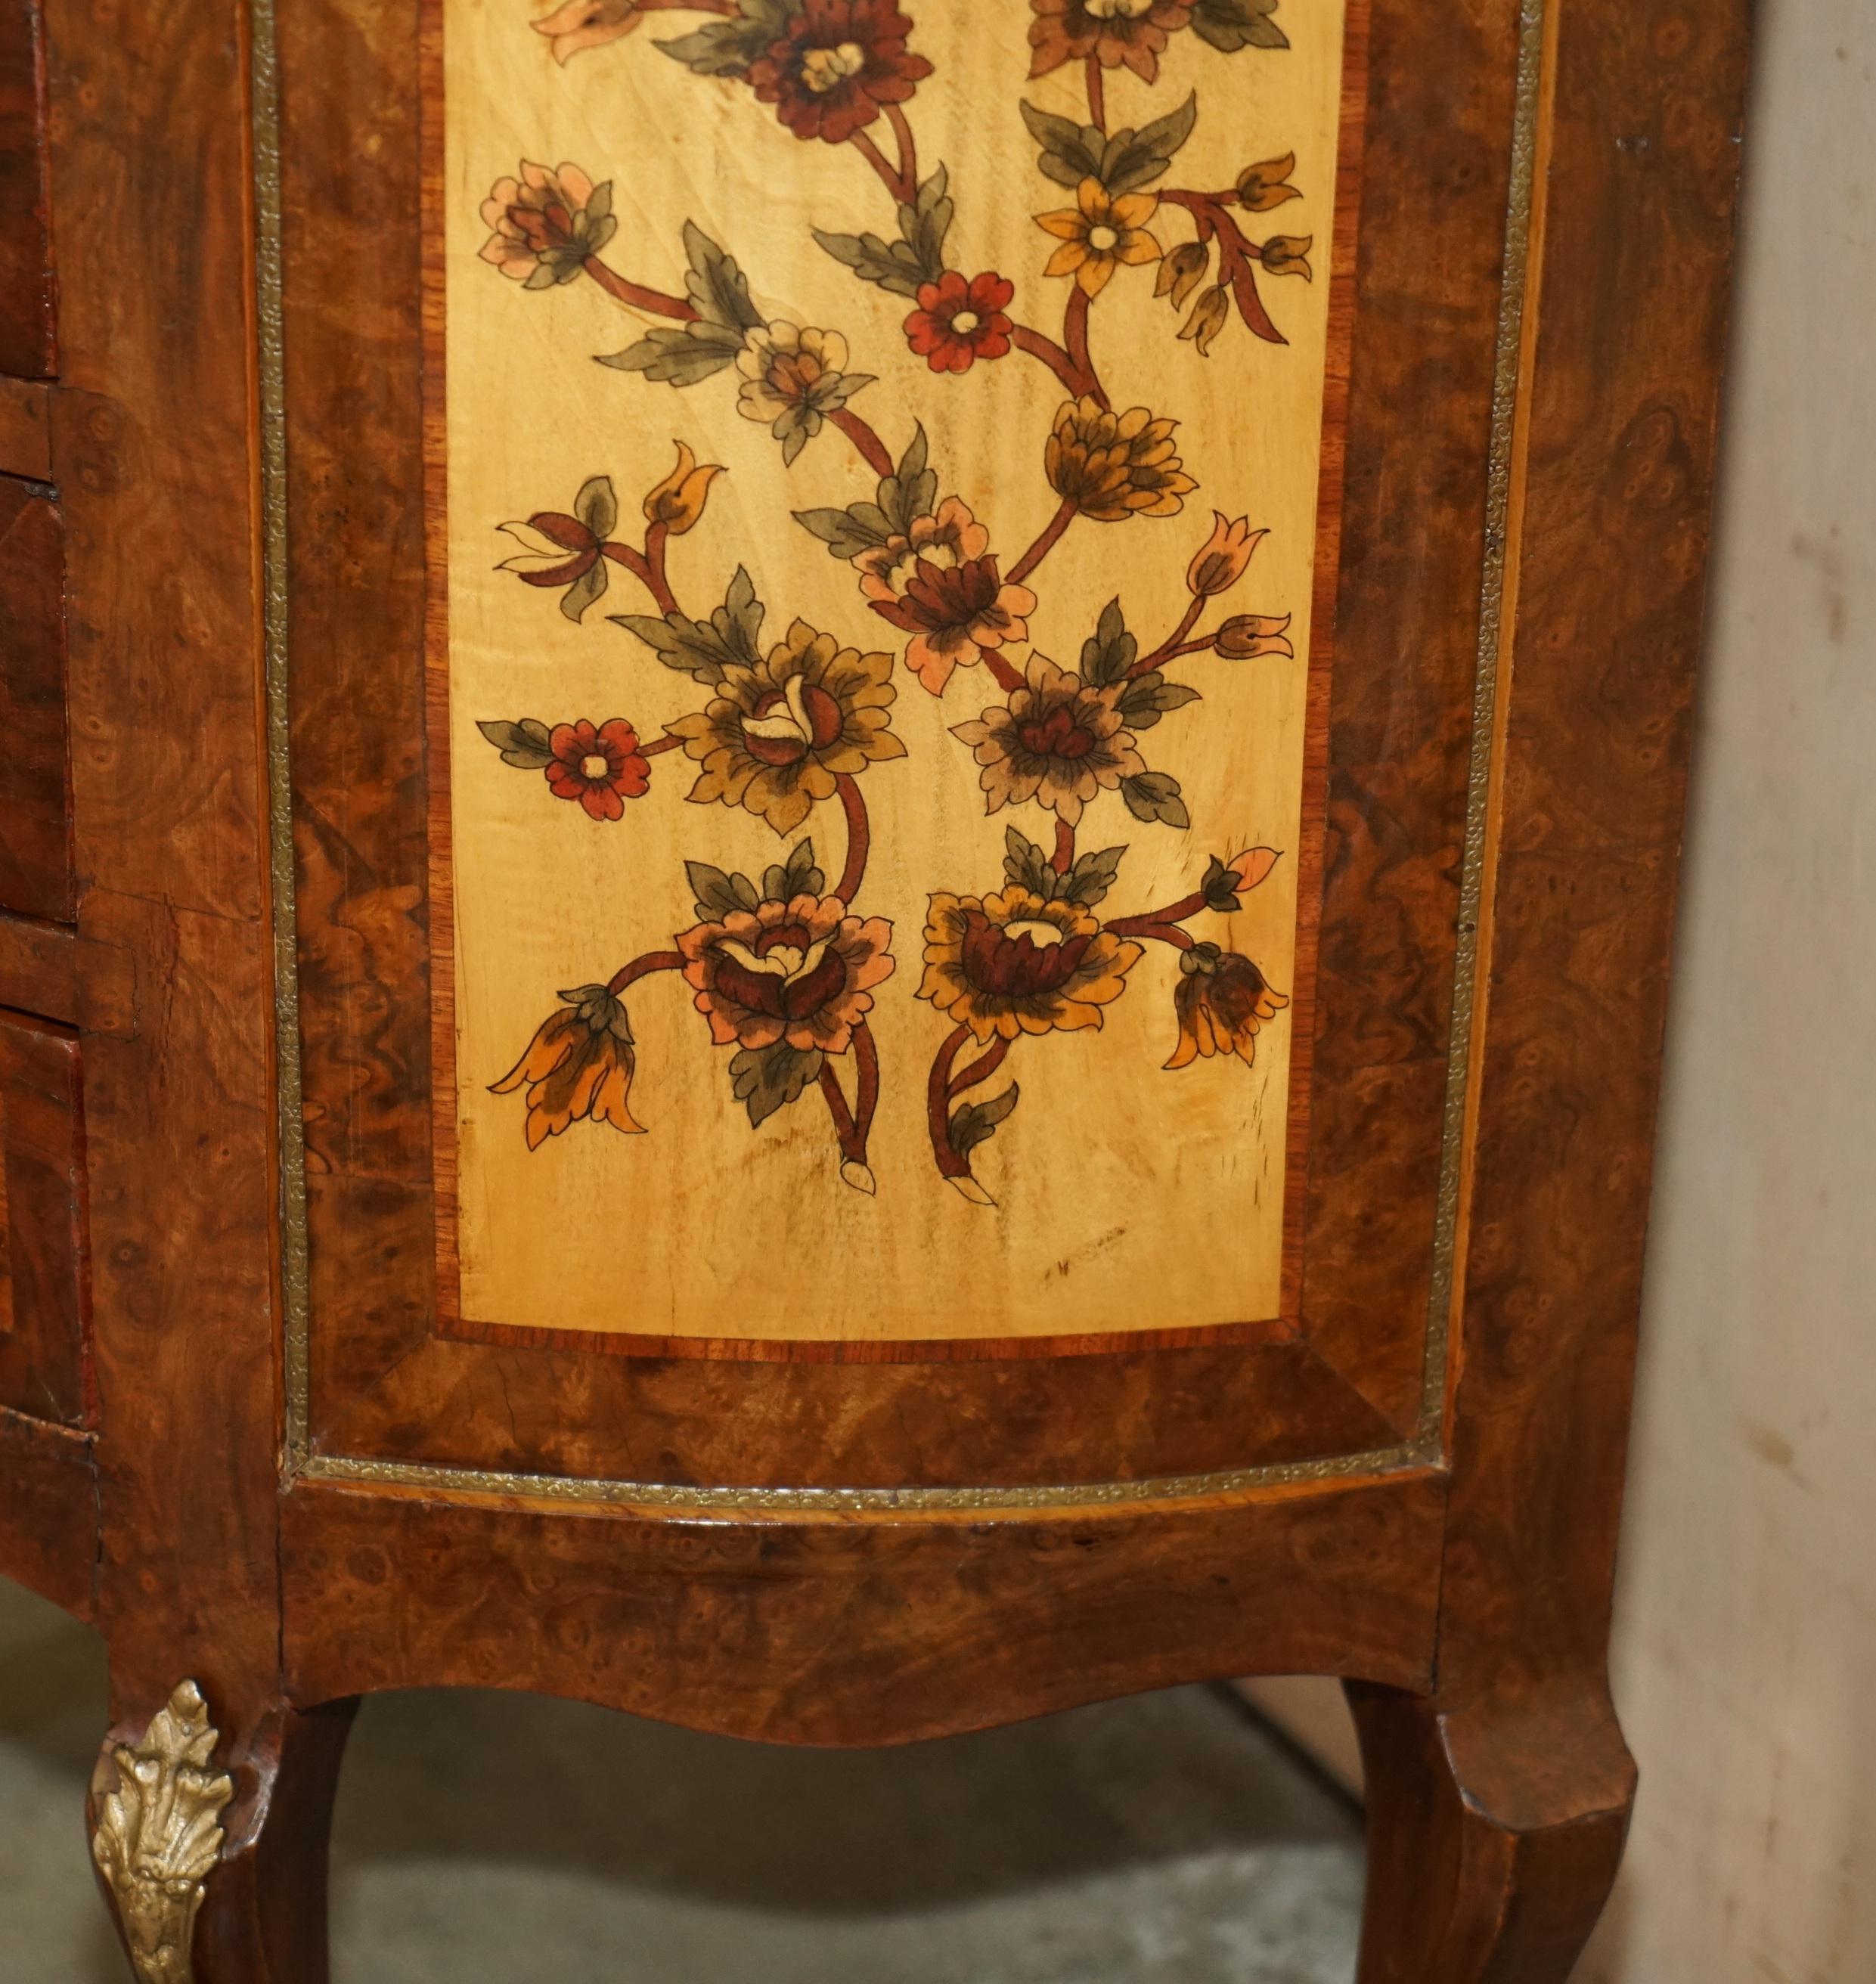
left=681, top=221, right=765, bottom=332
left=877, top=423, right=938, bottom=537
left=730, top=1041, right=826, bottom=1127
left=1117, top=671, right=1202, bottom=728
left=573, top=475, right=617, bottom=541
left=793, top=505, right=894, bottom=560
left=1081, top=599, right=1138, bottom=686
left=1121, top=770, right=1191, bottom=830
left=1099, top=94, right=1199, bottom=196
left=1020, top=101, right=1104, bottom=188
left=594, top=321, right=743, bottom=386
left=1061, top=844, right=1127, bottom=909
left=1191, top=0, right=1288, bottom=53
left=950, top=1083, right=1020, bottom=1158
left=559, top=559, right=609, bottom=622
left=476, top=718, right=556, bottom=770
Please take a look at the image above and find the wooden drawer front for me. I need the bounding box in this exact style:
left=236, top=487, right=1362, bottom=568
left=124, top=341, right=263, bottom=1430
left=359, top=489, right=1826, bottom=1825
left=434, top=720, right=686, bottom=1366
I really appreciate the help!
left=0, top=0, right=54, bottom=379
left=0, top=1006, right=86, bottom=1425
left=0, top=478, right=72, bottom=920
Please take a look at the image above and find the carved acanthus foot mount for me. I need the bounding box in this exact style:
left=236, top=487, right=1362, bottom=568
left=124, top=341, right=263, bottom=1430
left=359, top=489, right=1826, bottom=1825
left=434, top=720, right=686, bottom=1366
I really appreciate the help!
left=91, top=1681, right=234, bottom=1984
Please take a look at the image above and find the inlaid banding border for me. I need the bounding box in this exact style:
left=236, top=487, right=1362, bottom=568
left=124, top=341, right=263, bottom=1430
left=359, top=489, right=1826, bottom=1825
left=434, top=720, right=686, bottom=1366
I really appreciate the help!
left=262, top=0, right=1551, bottom=1512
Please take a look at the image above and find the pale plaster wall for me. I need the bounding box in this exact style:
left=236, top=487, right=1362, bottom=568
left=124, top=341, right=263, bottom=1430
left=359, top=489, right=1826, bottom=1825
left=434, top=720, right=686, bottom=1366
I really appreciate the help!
left=1251, top=7, right=1876, bottom=1974
left=1577, top=3, right=1876, bottom=1976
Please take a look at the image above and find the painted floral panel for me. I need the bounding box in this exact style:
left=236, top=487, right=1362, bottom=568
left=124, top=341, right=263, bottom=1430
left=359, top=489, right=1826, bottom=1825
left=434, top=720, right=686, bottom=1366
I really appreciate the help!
left=445, top=0, right=1347, bottom=1342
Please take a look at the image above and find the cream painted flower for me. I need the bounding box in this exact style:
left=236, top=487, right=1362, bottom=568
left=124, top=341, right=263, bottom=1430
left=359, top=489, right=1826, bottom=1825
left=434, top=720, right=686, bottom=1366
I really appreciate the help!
left=735, top=323, right=873, bottom=466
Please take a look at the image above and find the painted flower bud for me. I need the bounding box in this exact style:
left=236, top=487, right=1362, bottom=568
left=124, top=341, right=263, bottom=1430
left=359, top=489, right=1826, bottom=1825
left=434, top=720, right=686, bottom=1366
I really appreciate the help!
left=1186, top=514, right=1267, bottom=598
left=641, top=440, right=724, bottom=535
left=1260, top=234, right=1314, bottom=281
left=1236, top=153, right=1302, bottom=213
left=1177, top=284, right=1232, bottom=356
left=1155, top=240, right=1211, bottom=309
left=1214, top=612, right=1296, bottom=661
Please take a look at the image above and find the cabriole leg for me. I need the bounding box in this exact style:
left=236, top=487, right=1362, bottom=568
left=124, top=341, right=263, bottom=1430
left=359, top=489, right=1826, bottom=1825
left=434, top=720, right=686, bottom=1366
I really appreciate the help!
left=90, top=1684, right=358, bottom=1984
left=1344, top=1680, right=1636, bottom=1984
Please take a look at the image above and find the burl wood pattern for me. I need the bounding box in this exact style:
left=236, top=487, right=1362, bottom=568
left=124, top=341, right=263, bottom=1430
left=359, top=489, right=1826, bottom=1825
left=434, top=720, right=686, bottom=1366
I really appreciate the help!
left=0, top=479, right=73, bottom=922
left=0, top=0, right=1751, bottom=1977
left=0, top=0, right=54, bottom=380
left=0, top=1007, right=87, bottom=1425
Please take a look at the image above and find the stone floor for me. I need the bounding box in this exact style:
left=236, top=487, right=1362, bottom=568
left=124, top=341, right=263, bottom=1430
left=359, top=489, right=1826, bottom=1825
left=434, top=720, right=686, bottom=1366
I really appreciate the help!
left=0, top=1575, right=1364, bottom=1983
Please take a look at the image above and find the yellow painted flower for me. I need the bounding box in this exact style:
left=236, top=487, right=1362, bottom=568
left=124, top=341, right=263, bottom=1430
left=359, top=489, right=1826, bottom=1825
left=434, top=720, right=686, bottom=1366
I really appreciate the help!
left=1165, top=945, right=1289, bottom=1070
left=919, top=888, right=1142, bottom=1043
left=641, top=441, right=723, bottom=535
left=668, top=619, right=904, bottom=836
left=491, top=986, right=644, bottom=1148
left=1036, top=178, right=1162, bottom=296
left=1045, top=397, right=1197, bottom=522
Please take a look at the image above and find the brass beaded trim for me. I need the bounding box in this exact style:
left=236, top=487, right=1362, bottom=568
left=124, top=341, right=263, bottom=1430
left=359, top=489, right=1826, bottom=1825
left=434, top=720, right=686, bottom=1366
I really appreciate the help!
left=259, top=1, right=1549, bottom=1516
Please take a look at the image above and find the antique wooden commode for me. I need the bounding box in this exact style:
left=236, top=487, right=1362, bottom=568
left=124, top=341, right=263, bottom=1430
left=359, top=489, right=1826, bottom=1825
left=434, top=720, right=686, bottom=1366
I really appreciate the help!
left=0, top=0, right=1748, bottom=1976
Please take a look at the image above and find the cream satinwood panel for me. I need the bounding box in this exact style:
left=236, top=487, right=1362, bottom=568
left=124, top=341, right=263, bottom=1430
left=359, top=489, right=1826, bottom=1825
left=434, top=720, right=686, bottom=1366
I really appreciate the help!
left=445, top=0, right=1345, bottom=1341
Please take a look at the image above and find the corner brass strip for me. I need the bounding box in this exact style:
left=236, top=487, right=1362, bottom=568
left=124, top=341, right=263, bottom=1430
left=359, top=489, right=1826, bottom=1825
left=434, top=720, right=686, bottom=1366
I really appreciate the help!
left=250, top=0, right=311, bottom=1472
left=1414, top=0, right=1552, bottom=1450
left=264, top=1, right=1549, bottom=1515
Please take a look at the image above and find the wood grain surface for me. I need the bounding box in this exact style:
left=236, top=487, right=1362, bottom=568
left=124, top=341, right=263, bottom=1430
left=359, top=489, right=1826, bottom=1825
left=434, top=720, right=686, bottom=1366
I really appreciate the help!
left=0, top=479, right=73, bottom=922
left=0, top=0, right=54, bottom=380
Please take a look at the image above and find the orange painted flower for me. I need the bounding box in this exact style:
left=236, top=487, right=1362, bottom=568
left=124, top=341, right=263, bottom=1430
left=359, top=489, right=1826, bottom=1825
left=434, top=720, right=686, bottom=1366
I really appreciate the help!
left=1186, top=513, right=1267, bottom=597
left=640, top=441, right=723, bottom=535
left=668, top=620, right=904, bottom=835
left=492, top=985, right=644, bottom=1147
left=855, top=498, right=1035, bottom=696
left=678, top=893, right=895, bottom=1054
left=1036, top=179, right=1162, bottom=297
left=1028, top=0, right=1193, bottom=82
left=1165, top=944, right=1289, bottom=1070
left=531, top=0, right=642, bottom=64
left=478, top=162, right=614, bottom=287
left=919, top=888, right=1142, bottom=1043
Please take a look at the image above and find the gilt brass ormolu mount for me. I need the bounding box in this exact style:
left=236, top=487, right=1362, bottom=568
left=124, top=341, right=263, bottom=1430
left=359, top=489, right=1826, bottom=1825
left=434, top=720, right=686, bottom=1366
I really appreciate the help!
left=90, top=1682, right=233, bottom=1984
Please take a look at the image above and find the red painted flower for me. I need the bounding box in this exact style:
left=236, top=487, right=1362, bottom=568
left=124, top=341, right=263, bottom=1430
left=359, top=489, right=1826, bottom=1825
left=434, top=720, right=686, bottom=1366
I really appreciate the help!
left=747, top=0, right=933, bottom=145
left=544, top=718, right=651, bottom=821
left=904, top=271, right=1016, bottom=374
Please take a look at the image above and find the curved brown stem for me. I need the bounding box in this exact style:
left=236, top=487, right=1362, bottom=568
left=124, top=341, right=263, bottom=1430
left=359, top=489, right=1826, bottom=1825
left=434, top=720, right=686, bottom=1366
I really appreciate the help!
left=927, top=1023, right=972, bottom=1179
left=602, top=538, right=678, bottom=615
left=830, top=406, right=895, bottom=478
left=1112, top=920, right=1195, bottom=952
left=583, top=257, right=696, bottom=321
left=642, top=734, right=684, bottom=758
left=1008, top=497, right=1076, bottom=586
left=1133, top=597, right=1206, bottom=675
left=641, top=521, right=678, bottom=615
left=982, top=649, right=1026, bottom=696
left=1157, top=191, right=1285, bottom=346
left=1062, top=287, right=1108, bottom=408
left=1084, top=54, right=1106, bottom=132
left=850, top=127, right=911, bottom=205
left=833, top=774, right=870, bottom=904
left=1011, top=321, right=1096, bottom=398
left=947, top=1035, right=1011, bottom=1103
left=606, top=949, right=684, bottom=997
left=1052, top=820, right=1075, bottom=874
left=885, top=102, right=919, bottom=197
left=852, top=1020, right=880, bottom=1152
left=818, top=1058, right=863, bottom=1160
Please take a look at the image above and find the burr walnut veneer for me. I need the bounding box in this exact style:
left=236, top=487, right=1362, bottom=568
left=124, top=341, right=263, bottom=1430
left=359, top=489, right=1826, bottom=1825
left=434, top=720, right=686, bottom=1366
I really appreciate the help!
left=0, top=0, right=1748, bottom=1976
